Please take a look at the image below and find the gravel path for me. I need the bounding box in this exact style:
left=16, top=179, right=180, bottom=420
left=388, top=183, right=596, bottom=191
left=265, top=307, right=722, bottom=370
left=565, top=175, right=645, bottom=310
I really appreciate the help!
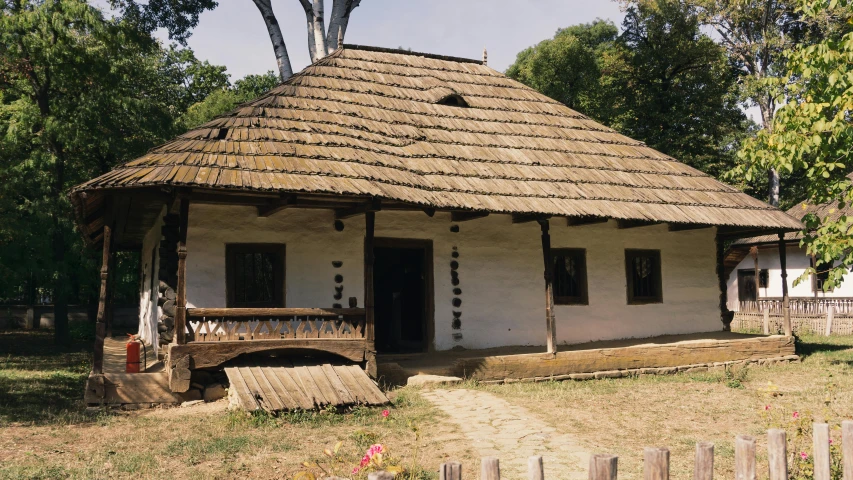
left=421, top=388, right=589, bottom=480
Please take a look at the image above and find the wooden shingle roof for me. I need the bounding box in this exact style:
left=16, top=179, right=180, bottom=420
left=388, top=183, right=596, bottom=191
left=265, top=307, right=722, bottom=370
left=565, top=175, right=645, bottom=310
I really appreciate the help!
left=71, top=45, right=802, bottom=231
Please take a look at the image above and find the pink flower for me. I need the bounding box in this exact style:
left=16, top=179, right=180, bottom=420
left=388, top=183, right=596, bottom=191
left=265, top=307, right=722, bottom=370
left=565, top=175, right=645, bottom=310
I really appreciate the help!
left=764, top=405, right=771, bottom=411
left=352, top=467, right=360, bottom=475
left=382, top=409, right=390, bottom=418
left=829, top=439, right=834, bottom=445
left=800, top=452, right=808, bottom=460
left=793, top=411, right=800, bottom=419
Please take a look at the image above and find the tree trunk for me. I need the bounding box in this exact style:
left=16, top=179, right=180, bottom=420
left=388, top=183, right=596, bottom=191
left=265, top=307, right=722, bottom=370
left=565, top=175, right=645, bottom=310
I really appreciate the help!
left=252, top=0, right=294, bottom=81
left=299, top=0, right=328, bottom=62
left=759, top=97, right=780, bottom=207
left=52, top=200, right=69, bottom=346
left=326, top=0, right=361, bottom=54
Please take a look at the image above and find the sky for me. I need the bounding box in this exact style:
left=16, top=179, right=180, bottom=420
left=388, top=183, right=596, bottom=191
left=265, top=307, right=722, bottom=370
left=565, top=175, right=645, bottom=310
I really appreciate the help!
left=145, top=0, right=626, bottom=79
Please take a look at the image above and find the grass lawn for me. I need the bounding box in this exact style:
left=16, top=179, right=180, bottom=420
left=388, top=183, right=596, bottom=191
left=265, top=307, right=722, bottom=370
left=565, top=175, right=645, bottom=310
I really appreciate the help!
left=1, top=329, right=851, bottom=480
left=468, top=334, right=853, bottom=480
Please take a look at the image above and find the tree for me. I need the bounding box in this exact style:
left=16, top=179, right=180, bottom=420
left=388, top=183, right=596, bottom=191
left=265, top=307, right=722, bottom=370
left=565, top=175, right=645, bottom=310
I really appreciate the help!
left=736, top=0, right=853, bottom=290
left=687, top=0, right=851, bottom=206
left=0, top=0, right=229, bottom=344
left=506, top=21, right=621, bottom=124
left=506, top=2, right=750, bottom=180
left=180, top=71, right=280, bottom=128
left=617, top=0, right=750, bottom=178
left=114, top=0, right=363, bottom=81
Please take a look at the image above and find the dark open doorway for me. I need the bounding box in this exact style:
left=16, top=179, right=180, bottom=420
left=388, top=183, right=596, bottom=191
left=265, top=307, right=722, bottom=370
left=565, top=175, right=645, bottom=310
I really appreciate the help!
left=373, top=239, right=433, bottom=353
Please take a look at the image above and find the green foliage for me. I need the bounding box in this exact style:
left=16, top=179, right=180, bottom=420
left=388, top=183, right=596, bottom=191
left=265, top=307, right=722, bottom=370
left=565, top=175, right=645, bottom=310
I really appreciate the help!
left=723, top=364, right=750, bottom=388
left=180, top=71, right=279, bottom=128
left=0, top=1, right=231, bottom=339
left=506, top=1, right=750, bottom=180
left=108, top=0, right=218, bottom=44
left=735, top=0, right=853, bottom=290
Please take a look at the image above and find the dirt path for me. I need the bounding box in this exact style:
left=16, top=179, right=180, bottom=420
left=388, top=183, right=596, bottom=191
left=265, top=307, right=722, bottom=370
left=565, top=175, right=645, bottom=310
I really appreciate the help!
left=421, top=388, right=589, bottom=480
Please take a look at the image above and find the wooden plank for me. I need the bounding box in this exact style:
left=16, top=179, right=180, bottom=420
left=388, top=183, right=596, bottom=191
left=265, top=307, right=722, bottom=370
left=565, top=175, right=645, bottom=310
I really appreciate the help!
left=271, top=366, right=314, bottom=410
left=321, top=364, right=355, bottom=404
left=260, top=365, right=300, bottom=410
left=187, top=307, right=364, bottom=317
left=308, top=365, right=342, bottom=405
left=176, top=197, right=189, bottom=344
left=249, top=366, right=285, bottom=411
left=512, top=213, right=545, bottom=224
left=238, top=367, right=268, bottom=411
left=169, top=338, right=367, bottom=368
left=86, top=373, right=182, bottom=405
left=293, top=366, right=324, bottom=406
left=345, top=365, right=387, bottom=405
left=334, top=364, right=370, bottom=404
left=566, top=216, right=608, bottom=227
left=224, top=367, right=261, bottom=411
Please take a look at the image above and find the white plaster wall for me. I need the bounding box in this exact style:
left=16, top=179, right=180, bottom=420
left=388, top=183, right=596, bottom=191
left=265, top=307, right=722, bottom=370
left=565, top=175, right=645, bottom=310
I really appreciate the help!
left=137, top=206, right=166, bottom=353
left=726, top=245, right=853, bottom=310
left=184, top=205, right=722, bottom=351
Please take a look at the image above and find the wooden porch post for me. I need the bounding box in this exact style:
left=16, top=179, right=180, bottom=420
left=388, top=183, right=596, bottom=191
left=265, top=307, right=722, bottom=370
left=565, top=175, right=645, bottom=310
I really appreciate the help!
left=175, top=198, right=190, bottom=345
left=716, top=234, right=734, bottom=331
left=364, top=211, right=376, bottom=375
left=750, top=246, right=760, bottom=310
left=93, top=219, right=113, bottom=374
left=539, top=219, right=557, bottom=354
left=778, top=233, right=792, bottom=336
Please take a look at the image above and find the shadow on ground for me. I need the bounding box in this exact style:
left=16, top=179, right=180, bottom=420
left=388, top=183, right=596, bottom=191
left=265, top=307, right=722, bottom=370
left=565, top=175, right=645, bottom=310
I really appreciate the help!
left=0, top=329, right=94, bottom=425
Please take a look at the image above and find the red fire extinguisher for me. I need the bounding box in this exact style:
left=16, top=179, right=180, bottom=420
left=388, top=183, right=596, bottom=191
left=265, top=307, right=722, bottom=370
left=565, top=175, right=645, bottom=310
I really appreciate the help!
left=126, top=334, right=146, bottom=373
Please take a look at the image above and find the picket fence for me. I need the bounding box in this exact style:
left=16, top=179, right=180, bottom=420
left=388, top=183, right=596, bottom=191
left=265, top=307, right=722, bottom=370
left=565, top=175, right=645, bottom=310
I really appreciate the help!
left=362, top=422, right=853, bottom=480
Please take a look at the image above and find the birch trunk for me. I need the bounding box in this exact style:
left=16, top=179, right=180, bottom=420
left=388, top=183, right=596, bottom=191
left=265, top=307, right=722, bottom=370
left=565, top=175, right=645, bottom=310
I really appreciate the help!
left=299, top=0, right=327, bottom=62
left=326, top=0, right=361, bottom=54
left=252, top=0, right=294, bottom=81
left=760, top=101, right=780, bottom=207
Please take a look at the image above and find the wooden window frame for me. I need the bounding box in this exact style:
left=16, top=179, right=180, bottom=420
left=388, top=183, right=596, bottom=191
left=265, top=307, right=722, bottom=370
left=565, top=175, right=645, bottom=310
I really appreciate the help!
left=552, top=248, right=589, bottom=305
left=225, top=243, right=286, bottom=308
left=811, top=256, right=834, bottom=293
left=625, top=249, right=663, bottom=305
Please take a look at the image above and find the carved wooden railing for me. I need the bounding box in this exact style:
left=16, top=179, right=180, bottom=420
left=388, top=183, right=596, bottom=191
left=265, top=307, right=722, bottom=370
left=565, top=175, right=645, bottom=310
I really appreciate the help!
left=737, top=297, right=853, bottom=315
left=184, top=308, right=366, bottom=343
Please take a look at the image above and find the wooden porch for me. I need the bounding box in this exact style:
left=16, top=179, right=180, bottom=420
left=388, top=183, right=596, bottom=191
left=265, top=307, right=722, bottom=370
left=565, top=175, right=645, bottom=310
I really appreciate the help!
left=377, top=332, right=797, bottom=386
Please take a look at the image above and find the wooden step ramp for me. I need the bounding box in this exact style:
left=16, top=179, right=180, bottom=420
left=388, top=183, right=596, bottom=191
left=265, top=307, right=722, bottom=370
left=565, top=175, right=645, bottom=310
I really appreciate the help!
left=224, top=362, right=388, bottom=412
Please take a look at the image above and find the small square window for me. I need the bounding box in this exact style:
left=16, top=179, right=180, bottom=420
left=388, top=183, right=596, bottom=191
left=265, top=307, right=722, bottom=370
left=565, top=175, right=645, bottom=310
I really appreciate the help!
left=811, top=257, right=834, bottom=292
left=552, top=248, right=588, bottom=305
left=226, top=244, right=285, bottom=308
left=625, top=249, right=662, bottom=304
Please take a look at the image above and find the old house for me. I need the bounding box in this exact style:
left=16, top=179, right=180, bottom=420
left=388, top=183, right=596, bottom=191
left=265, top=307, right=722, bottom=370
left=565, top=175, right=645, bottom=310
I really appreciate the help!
left=73, top=46, right=802, bottom=406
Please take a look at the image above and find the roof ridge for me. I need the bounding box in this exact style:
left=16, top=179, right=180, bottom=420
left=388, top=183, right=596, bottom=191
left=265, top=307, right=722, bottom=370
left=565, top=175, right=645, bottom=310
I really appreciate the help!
left=343, top=44, right=484, bottom=65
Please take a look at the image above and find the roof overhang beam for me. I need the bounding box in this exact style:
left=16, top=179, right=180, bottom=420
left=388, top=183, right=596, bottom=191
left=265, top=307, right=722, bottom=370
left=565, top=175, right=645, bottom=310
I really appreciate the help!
left=616, top=220, right=661, bottom=229
left=512, top=213, right=549, bottom=224
left=566, top=216, right=609, bottom=227
left=668, top=223, right=713, bottom=232
left=451, top=211, right=489, bottom=222
left=258, top=195, right=297, bottom=217
left=335, top=199, right=382, bottom=220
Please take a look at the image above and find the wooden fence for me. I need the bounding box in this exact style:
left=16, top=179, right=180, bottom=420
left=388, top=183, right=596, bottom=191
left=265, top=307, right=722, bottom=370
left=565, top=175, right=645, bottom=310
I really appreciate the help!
left=364, top=422, right=853, bottom=480
left=736, top=298, right=853, bottom=316
left=732, top=309, right=853, bottom=336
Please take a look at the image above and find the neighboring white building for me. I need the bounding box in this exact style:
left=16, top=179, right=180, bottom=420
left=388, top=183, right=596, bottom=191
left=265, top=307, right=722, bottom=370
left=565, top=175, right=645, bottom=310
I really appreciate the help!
left=725, top=199, right=853, bottom=311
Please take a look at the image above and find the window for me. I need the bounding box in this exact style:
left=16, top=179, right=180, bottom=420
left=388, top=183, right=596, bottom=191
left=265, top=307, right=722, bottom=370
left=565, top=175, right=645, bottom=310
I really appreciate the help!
left=226, top=244, right=285, bottom=308
left=625, top=249, right=662, bottom=304
left=552, top=248, right=588, bottom=305
left=811, top=257, right=834, bottom=292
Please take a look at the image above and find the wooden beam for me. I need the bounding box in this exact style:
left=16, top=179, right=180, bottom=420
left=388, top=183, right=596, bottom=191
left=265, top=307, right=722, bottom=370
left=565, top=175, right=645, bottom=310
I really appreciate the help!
left=778, top=232, right=792, bottom=336
left=617, top=220, right=660, bottom=229
left=539, top=219, right=557, bottom=354
left=175, top=198, right=190, bottom=344
left=715, top=234, right=734, bottom=331
left=93, top=197, right=113, bottom=375
left=257, top=195, right=296, bottom=217
left=187, top=307, right=365, bottom=317
left=566, top=216, right=609, bottom=227
left=169, top=339, right=368, bottom=369
left=335, top=199, right=381, bottom=220
left=451, top=211, right=489, bottom=222
left=423, top=208, right=436, bottom=217
left=364, top=211, right=376, bottom=376
left=513, top=213, right=548, bottom=224
left=668, top=223, right=713, bottom=232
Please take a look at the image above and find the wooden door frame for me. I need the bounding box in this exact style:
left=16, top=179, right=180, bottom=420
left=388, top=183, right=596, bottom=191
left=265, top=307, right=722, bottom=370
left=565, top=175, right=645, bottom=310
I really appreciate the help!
left=372, top=237, right=435, bottom=353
